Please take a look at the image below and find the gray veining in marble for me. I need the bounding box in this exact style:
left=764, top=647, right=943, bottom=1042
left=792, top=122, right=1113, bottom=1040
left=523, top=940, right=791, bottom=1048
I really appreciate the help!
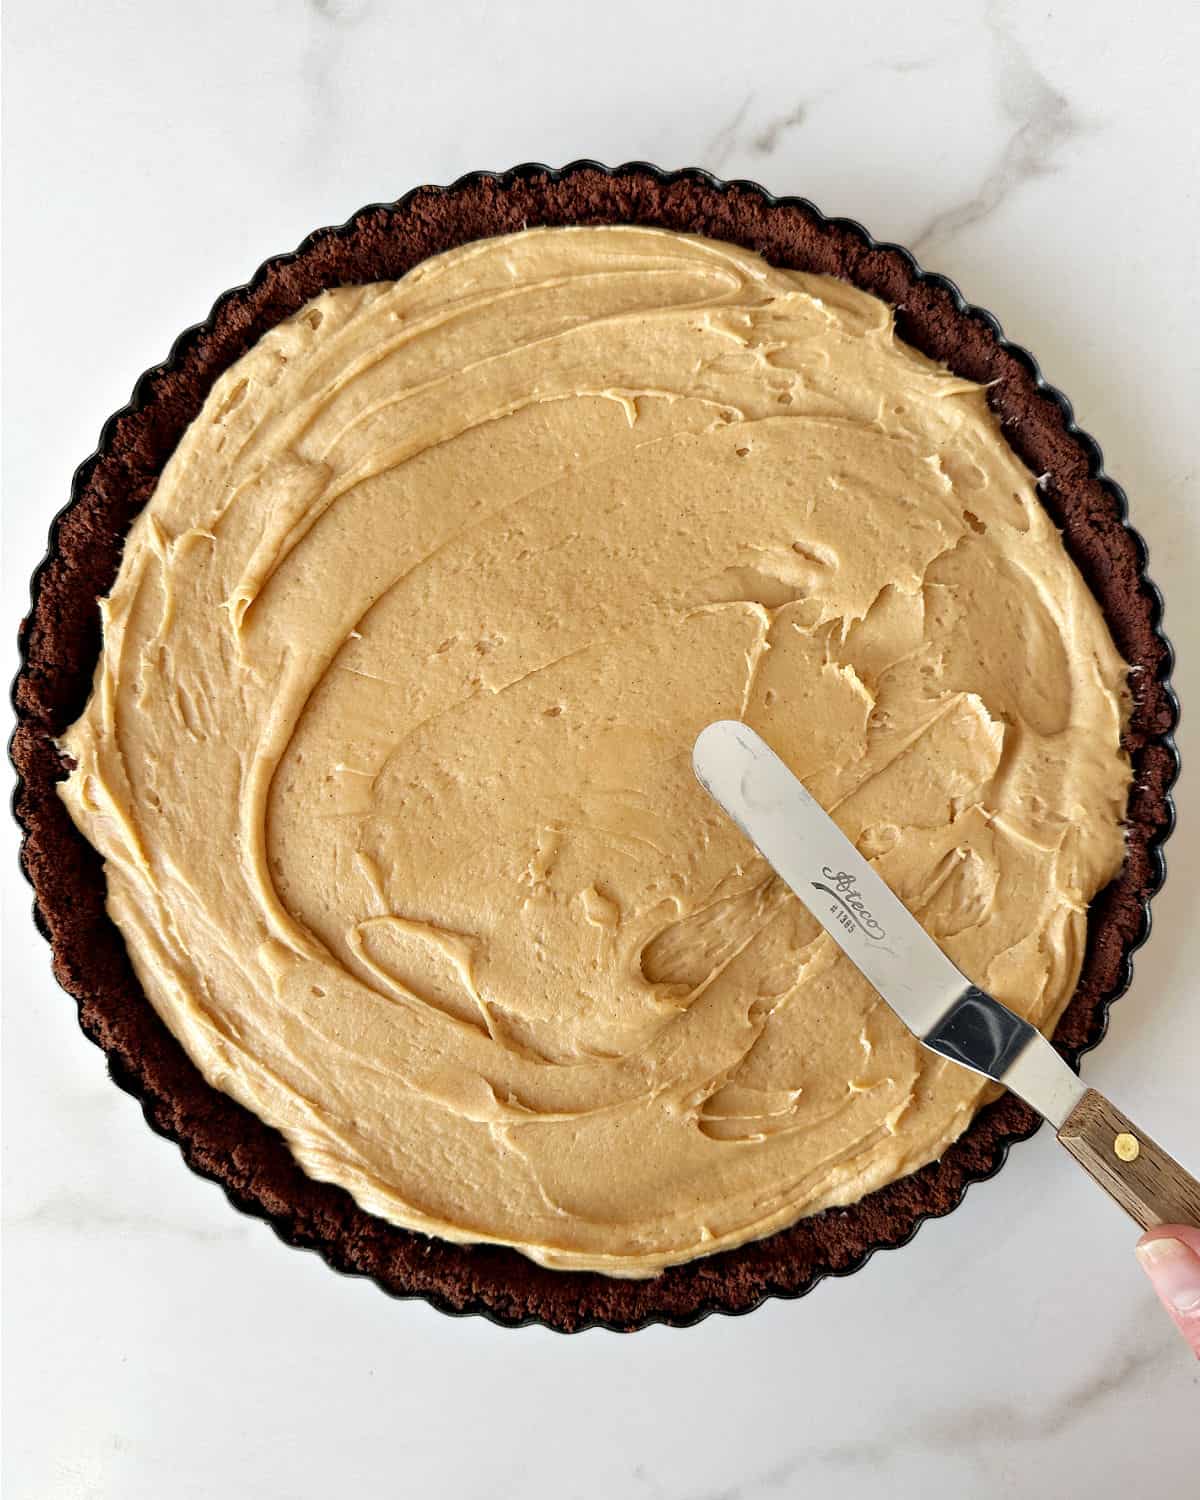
left=7, top=1192, right=250, bottom=1244
left=751, top=104, right=807, bottom=156
left=300, top=0, right=375, bottom=178
left=309, top=0, right=372, bottom=22
left=690, top=1305, right=1181, bottom=1498
left=910, top=0, right=1087, bottom=258
left=703, top=95, right=754, bottom=173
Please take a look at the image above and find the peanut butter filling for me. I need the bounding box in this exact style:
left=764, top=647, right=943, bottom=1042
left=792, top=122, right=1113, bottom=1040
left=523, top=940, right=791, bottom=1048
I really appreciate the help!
left=59, top=227, right=1130, bottom=1275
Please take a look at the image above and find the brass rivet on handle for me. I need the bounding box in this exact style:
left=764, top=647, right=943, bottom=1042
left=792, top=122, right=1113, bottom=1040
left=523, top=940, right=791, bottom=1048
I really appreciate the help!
left=1113, top=1132, right=1140, bottom=1162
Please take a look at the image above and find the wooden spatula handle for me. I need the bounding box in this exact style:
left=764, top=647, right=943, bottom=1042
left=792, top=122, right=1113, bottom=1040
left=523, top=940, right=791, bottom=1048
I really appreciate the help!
left=1057, top=1089, right=1200, bottom=1230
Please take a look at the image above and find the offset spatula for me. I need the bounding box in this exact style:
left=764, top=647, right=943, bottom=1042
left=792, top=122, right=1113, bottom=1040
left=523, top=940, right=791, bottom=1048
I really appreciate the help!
left=693, top=720, right=1200, bottom=1230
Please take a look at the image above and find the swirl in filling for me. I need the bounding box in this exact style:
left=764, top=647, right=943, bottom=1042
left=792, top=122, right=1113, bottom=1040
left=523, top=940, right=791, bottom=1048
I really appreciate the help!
left=60, top=227, right=1130, bottom=1275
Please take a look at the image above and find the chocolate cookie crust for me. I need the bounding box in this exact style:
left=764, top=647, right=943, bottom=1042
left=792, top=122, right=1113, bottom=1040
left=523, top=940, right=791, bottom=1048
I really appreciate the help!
left=11, top=164, right=1177, bottom=1331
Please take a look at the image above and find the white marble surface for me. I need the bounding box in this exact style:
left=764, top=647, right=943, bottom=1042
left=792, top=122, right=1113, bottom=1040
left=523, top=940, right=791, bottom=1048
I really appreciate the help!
left=4, top=1, right=1199, bottom=1495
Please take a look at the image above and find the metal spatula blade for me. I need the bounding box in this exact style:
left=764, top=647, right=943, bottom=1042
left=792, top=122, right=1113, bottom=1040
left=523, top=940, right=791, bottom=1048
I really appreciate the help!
left=692, top=719, right=1200, bottom=1229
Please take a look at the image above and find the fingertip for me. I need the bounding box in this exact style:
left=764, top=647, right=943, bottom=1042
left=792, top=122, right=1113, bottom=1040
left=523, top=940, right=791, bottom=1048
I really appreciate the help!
left=1136, top=1230, right=1200, bottom=1359
left=1137, top=1223, right=1200, bottom=1256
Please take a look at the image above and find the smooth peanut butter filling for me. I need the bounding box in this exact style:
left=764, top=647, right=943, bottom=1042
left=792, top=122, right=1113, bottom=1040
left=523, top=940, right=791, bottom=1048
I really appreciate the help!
left=59, top=227, right=1130, bottom=1275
